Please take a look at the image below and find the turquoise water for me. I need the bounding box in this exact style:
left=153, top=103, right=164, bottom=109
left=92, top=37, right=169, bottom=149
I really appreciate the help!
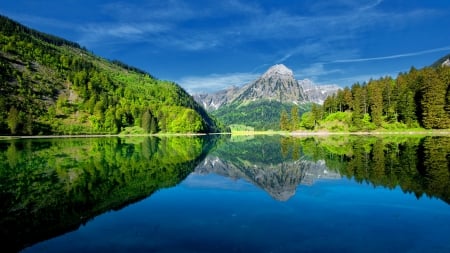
left=1, top=135, right=449, bottom=252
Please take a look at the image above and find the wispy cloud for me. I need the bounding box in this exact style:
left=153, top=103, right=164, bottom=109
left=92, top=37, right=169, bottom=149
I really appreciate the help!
left=74, top=0, right=441, bottom=56
left=101, top=0, right=198, bottom=22
left=80, top=22, right=169, bottom=40
left=359, top=0, right=384, bottom=11
left=297, top=63, right=343, bottom=80
left=332, top=45, right=450, bottom=63
left=177, top=72, right=259, bottom=93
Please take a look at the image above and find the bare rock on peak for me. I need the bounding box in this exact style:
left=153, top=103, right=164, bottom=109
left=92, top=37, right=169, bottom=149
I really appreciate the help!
left=261, top=64, right=294, bottom=79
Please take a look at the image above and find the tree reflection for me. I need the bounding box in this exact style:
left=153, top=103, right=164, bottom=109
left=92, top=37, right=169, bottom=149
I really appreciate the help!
left=287, top=135, right=450, bottom=203
left=0, top=136, right=215, bottom=252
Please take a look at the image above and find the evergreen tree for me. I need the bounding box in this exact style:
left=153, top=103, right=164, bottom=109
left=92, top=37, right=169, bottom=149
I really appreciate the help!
left=142, top=110, right=151, bottom=133
left=149, top=114, right=158, bottom=134
left=342, top=87, right=353, bottom=111
left=381, top=77, right=397, bottom=122
left=290, top=106, right=299, bottom=130
left=367, top=80, right=383, bottom=127
left=280, top=109, right=290, bottom=131
left=7, top=107, right=20, bottom=135
left=311, top=103, right=323, bottom=128
left=351, top=83, right=363, bottom=129
left=419, top=68, right=448, bottom=129
left=437, top=66, right=450, bottom=127
left=396, top=73, right=417, bottom=126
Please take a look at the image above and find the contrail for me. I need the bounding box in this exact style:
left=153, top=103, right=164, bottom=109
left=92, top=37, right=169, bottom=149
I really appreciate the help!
left=332, top=45, right=450, bottom=63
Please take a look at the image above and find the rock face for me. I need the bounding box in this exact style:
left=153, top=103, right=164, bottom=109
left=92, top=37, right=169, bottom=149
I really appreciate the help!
left=194, top=86, right=241, bottom=111
left=193, top=64, right=340, bottom=111
left=299, top=79, right=341, bottom=104
left=195, top=155, right=340, bottom=201
left=235, top=64, right=307, bottom=104
left=442, top=58, right=450, bottom=67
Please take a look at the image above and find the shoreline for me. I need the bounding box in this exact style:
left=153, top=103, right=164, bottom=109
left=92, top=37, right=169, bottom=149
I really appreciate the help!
left=0, top=133, right=210, bottom=140
left=289, top=130, right=450, bottom=136
left=1, top=129, right=449, bottom=140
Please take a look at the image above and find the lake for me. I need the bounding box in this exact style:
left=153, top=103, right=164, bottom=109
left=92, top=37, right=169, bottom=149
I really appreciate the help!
left=1, top=135, right=449, bottom=253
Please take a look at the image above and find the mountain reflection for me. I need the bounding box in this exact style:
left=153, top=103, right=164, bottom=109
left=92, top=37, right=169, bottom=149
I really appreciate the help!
left=0, top=136, right=214, bottom=252
left=195, top=136, right=340, bottom=201
left=195, top=135, right=450, bottom=204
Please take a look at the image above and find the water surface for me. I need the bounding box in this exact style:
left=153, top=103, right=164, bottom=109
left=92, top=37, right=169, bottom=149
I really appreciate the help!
left=1, top=135, right=449, bottom=252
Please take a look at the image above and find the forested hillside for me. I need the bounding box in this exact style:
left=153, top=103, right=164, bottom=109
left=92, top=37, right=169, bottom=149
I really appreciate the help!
left=213, top=100, right=311, bottom=131
left=0, top=15, right=224, bottom=135
left=298, top=65, right=450, bottom=131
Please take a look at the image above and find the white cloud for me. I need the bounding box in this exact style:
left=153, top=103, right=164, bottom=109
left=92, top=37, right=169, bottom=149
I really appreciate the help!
left=76, top=0, right=441, bottom=55
left=297, top=63, right=343, bottom=80
left=177, top=72, right=259, bottom=93
left=80, top=22, right=168, bottom=39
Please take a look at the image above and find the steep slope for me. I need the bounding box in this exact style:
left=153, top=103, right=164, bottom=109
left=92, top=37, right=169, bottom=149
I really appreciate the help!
left=234, top=64, right=307, bottom=103
left=299, top=79, right=341, bottom=104
left=0, top=15, right=223, bottom=135
left=194, top=85, right=241, bottom=111
left=194, top=64, right=340, bottom=111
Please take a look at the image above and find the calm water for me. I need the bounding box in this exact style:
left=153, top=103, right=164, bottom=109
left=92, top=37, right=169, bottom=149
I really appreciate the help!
left=1, top=135, right=449, bottom=252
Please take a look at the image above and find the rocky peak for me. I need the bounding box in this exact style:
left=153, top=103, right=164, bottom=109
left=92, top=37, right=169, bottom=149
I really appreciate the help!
left=261, top=64, right=294, bottom=79
left=442, top=58, right=450, bottom=67
left=235, top=64, right=306, bottom=103
left=192, top=64, right=340, bottom=112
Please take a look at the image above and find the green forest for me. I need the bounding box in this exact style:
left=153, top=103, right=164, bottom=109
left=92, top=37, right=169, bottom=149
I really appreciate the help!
left=213, top=100, right=311, bottom=131
left=0, top=15, right=224, bottom=135
left=293, top=65, right=450, bottom=131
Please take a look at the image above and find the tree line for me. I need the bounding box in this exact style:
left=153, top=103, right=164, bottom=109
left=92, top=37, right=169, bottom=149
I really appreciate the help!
left=292, top=65, right=450, bottom=131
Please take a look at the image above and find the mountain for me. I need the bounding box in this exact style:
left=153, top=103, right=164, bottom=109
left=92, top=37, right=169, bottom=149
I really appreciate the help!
left=194, top=64, right=340, bottom=111
left=431, top=53, right=450, bottom=68
left=299, top=79, right=341, bottom=104
left=0, top=15, right=223, bottom=135
left=193, top=64, right=339, bottom=130
left=194, top=85, right=241, bottom=111
left=234, top=64, right=307, bottom=104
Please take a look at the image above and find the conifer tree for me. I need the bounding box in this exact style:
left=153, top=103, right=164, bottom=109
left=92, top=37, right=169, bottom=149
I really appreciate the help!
left=7, top=107, right=20, bottom=135
left=368, top=80, right=383, bottom=127
left=420, top=68, right=447, bottom=129
left=351, top=83, right=363, bottom=129
left=290, top=106, right=299, bottom=130
left=280, top=109, right=290, bottom=131
left=142, top=110, right=152, bottom=133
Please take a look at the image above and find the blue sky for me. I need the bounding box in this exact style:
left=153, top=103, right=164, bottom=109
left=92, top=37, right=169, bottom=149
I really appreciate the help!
left=2, top=0, right=450, bottom=93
